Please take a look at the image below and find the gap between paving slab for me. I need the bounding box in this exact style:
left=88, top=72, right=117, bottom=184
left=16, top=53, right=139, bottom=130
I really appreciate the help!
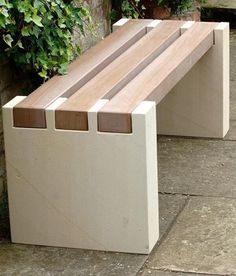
left=158, top=137, right=236, bottom=198
left=224, top=120, right=236, bottom=140
left=139, top=268, right=221, bottom=275
left=230, top=81, right=236, bottom=120
left=138, top=197, right=190, bottom=276
left=146, top=196, right=236, bottom=276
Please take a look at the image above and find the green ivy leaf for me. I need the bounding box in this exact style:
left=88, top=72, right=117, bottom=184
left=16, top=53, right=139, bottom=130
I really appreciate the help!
left=38, top=69, right=47, bottom=79
left=0, top=0, right=6, bottom=5
left=0, top=0, right=93, bottom=80
left=16, top=40, right=24, bottom=49
left=0, top=7, right=9, bottom=17
left=47, top=14, right=53, bottom=20
left=24, top=13, right=32, bottom=23
left=58, top=62, right=68, bottom=75
left=32, top=14, right=43, bottom=27
left=21, top=26, right=30, bottom=36
left=32, top=25, right=41, bottom=38
left=33, top=0, right=43, bottom=9
left=3, top=33, right=13, bottom=47
left=26, top=52, right=31, bottom=62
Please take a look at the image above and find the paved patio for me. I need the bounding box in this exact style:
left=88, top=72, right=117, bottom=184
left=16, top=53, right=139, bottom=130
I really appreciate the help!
left=203, top=0, right=236, bottom=9
left=0, top=28, right=236, bottom=276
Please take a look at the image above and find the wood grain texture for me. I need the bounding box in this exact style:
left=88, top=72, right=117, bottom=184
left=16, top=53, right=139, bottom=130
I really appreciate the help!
left=55, top=20, right=184, bottom=130
left=156, top=22, right=229, bottom=138
left=13, top=19, right=152, bottom=128
left=98, top=22, right=218, bottom=133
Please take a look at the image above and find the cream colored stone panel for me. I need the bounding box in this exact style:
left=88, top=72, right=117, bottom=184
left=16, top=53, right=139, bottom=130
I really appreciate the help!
left=3, top=96, right=158, bottom=254
left=112, top=18, right=130, bottom=32
left=146, top=20, right=162, bottom=32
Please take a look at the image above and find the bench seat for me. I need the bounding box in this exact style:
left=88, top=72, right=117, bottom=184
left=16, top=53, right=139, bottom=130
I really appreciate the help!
left=55, top=20, right=184, bottom=130
left=98, top=22, right=217, bottom=133
left=13, top=19, right=152, bottom=128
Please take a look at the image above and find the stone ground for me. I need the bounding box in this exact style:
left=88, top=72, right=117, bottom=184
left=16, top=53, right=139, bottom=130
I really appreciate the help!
left=203, top=0, right=236, bottom=9
left=1, top=22, right=236, bottom=276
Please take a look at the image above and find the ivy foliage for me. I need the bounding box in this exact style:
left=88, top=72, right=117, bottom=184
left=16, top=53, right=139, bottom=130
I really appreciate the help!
left=111, top=0, right=143, bottom=21
left=0, top=0, right=92, bottom=80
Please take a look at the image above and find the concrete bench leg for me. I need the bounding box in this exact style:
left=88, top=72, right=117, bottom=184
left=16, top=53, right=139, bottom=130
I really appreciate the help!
left=3, top=97, right=159, bottom=254
left=157, top=22, right=230, bottom=138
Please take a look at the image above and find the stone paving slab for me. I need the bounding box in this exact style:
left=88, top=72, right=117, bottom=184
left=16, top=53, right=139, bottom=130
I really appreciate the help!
left=158, top=194, right=187, bottom=240
left=139, top=269, right=210, bottom=276
left=0, top=240, right=147, bottom=276
left=203, top=0, right=236, bottom=9
left=158, top=137, right=236, bottom=198
left=146, top=197, right=236, bottom=275
left=224, top=120, right=236, bottom=140
left=0, top=194, right=187, bottom=276
left=230, top=81, right=236, bottom=120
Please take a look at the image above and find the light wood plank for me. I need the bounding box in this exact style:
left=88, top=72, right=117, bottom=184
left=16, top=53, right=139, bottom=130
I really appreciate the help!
left=98, top=22, right=217, bottom=133
left=13, top=19, right=152, bottom=128
left=55, top=20, right=184, bottom=130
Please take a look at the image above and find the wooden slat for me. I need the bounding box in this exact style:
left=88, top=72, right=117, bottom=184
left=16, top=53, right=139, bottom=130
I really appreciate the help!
left=55, top=20, right=184, bottom=131
left=98, top=22, right=218, bottom=133
left=13, top=19, right=152, bottom=128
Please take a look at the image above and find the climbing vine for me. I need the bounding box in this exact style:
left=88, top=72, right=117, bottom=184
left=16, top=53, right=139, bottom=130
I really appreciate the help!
left=0, top=0, right=92, bottom=80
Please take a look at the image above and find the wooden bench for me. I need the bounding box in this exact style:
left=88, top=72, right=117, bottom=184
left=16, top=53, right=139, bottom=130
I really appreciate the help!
left=3, top=19, right=229, bottom=254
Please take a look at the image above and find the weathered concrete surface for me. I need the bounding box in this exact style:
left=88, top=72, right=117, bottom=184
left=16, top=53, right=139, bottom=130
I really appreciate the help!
left=224, top=120, right=236, bottom=140
left=139, top=269, right=210, bottom=275
left=230, top=81, right=236, bottom=120
left=158, top=195, right=187, bottom=241
left=147, top=197, right=236, bottom=275
left=158, top=137, right=236, bottom=198
left=203, top=0, right=236, bottom=9
left=0, top=240, right=147, bottom=276
left=0, top=194, right=186, bottom=275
